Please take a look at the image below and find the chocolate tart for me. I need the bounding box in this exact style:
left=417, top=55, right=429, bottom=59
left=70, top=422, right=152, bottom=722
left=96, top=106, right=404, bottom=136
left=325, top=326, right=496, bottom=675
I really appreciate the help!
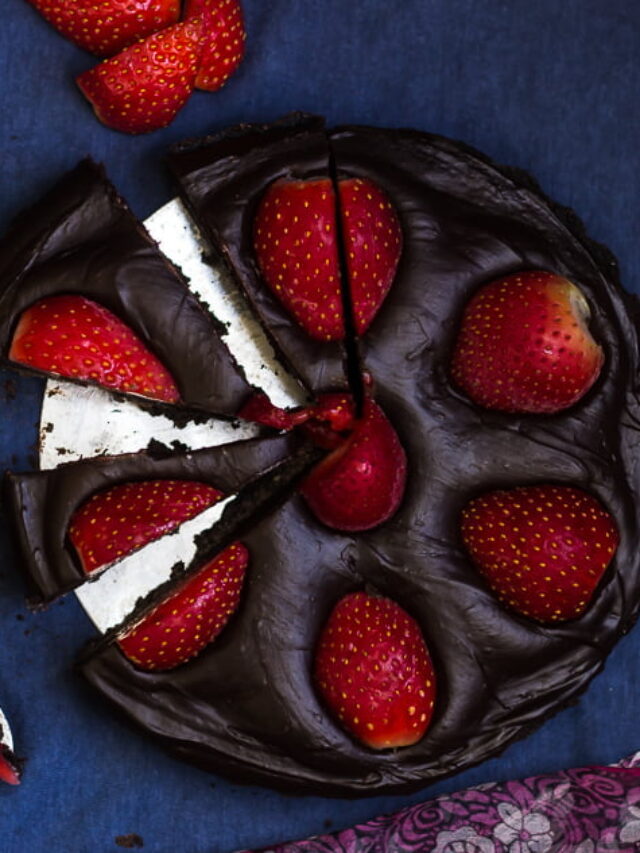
left=8, top=118, right=640, bottom=796
left=0, top=159, right=252, bottom=418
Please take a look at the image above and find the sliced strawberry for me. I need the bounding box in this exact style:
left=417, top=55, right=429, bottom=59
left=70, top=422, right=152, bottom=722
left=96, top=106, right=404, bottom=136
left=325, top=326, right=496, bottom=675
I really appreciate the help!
left=314, top=591, right=436, bottom=749
left=239, top=391, right=407, bottom=531
left=25, top=1, right=180, bottom=57
left=69, top=480, right=223, bottom=574
left=9, top=294, right=180, bottom=403
left=300, top=394, right=407, bottom=531
left=0, top=747, right=20, bottom=786
left=339, top=178, right=402, bottom=334
left=118, top=542, right=249, bottom=670
left=461, top=485, right=619, bottom=622
left=253, top=177, right=402, bottom=341
left=184, top=0, right=246, bottom=91
left=254, top=178, right=344, bottom=341
left=451, top=270, right=604, bottom=414
left=76, top=18, right=202, bottom=135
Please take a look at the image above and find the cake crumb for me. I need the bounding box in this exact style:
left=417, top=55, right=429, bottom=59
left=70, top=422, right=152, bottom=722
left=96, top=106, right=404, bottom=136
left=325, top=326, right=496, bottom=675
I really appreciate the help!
left=115, top=834, right=144, bottom=849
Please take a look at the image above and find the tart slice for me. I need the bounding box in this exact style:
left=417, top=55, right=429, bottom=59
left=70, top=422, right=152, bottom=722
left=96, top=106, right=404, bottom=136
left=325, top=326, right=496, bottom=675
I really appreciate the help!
left=0, top=159, right=252, bottom=417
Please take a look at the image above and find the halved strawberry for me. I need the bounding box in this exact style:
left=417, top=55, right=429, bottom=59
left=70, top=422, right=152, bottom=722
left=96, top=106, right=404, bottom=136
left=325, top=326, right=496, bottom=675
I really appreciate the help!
left=300, top=394, right=407, bottom=531
left=253, top=177, right=402, bottom=341
left=461, top=484, right=619, bottom=622
left=314, top=591, right=436, bottom=749
left=0, top=746, right=20, bottom=786
left=24, top=1, right=181, bottom=57
left=9, top=294, right=180, bottom=403
left=239, top=391, right=407, bottom=531
left=69, top=480, right=223, bottom=573
left=184, top=0, right=246, bottom=91
left=118, top=542, right=249, bottom=670
left=339, top=178, right=403, bottom=334
left=76, top=18, right=202, bottom=134
left=451, top=270, right=604, bottom=414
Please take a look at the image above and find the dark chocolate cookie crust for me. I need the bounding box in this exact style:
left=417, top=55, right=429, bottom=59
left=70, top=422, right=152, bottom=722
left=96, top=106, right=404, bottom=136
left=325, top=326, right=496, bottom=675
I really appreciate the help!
left=75, top=121, right=640, bottom=794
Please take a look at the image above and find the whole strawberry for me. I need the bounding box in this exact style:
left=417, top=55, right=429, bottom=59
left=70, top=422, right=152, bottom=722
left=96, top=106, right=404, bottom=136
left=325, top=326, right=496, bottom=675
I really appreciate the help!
left=24, top=0, right=181, bottom=57
left=451, top=271, right=604, bottom=414
left=253, top=176, right=402, bottom=341
left=69, top=480, right=223, bottom=573
left=76, top=18, right=202, bottom=134
left=314, top=592, right=436, bottom=749
left=185, top=0, right=246, bottom=91
left=461, top=485, right=619, bottom=622
left=9, top=294, right=180, bottom=402
left=118, top=542, right=249, bottom=670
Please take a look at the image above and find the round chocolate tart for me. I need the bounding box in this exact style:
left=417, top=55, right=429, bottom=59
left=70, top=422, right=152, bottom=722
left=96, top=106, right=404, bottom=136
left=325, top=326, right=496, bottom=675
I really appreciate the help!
left=7, top=116, right=640, bottom=795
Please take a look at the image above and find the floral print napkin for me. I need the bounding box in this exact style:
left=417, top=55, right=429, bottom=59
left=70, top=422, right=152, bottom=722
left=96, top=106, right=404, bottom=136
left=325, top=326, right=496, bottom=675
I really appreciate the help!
left=245, top=753, right=640, bottom=852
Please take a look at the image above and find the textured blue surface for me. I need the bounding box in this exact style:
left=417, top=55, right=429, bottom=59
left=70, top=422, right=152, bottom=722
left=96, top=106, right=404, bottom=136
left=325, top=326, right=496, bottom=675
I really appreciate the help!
left=0, top=2, right=639, bottom=851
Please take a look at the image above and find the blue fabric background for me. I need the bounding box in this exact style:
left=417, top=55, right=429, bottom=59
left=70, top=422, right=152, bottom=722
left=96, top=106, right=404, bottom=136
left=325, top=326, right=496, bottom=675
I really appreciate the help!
left=0, top=1, right=639, bottom=851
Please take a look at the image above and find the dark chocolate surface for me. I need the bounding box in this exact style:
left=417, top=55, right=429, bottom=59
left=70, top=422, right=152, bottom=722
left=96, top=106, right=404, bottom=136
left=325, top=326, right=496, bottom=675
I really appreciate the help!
left=81, top=123, right=640, bottom=794
left=0, top=159, right=252, bottom=418
left=168, top=113, right=350, bottom=398
left=7, top=435, right=300, bottom=607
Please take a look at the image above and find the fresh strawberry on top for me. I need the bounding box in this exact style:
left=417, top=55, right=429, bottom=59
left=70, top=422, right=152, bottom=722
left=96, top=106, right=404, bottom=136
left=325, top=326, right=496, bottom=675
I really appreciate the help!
left=76, top=18, right=202, bottom=134
left=69, top=480, right=223, bottom=573
left=239, top=391, right=407, bottom=532
left=314, top=591, right=436, bottom=749
left=184, top=0, right=246, bottom=91
left=9, top=294, right=180, bottom=402
left=0, top=747, right=20, bottom=786
left=253, top=176, right=402, bottom=341
left=118, top=542, right=249, bottom=671
left=339, top=178, right=402, bottom=334
left=254, top=178, right=344, bottom=341
left=451, top=270, right=604, bottom=414
left=461, top=484, right=619, bottom=622
left=24, top=0, right=181, bottom=57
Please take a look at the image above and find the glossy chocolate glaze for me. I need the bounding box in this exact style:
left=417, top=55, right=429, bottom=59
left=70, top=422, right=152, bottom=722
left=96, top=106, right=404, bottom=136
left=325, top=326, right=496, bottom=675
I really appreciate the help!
left=0, top=159, right=252, bottom=418
left=7, top=435, right=301, bottom=607
left=80, top=123, right=640, bottom=794
left=168, top=113, right=349, bottom=397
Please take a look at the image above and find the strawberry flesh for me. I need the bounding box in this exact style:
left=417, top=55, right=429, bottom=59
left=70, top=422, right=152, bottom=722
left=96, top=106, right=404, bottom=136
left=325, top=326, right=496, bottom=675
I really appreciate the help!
left=69, top=480, right=223, bottom=574
left=451, top=270, right=604, bottom=414
left=461, top=484, right=619, bottom=622
left=9, top=294, right=180, bottom=403
left=314, top=591, right=436, bottom=749
left=185, top=0, right=246, bottom=91
left=118, top=542, right=249, bottom=670
left=0, top=747, right=20, bottom=786
left=76, top=18, right=202, bottom=135
left=339, top=178, right=402, bottom=334
left=300, top=394, right=407, bottom=531
left=253, top=176, right=401, bottom=341
left=239, top=391, right=407, bottom=531
left=25, top=0, right=181, bottom=57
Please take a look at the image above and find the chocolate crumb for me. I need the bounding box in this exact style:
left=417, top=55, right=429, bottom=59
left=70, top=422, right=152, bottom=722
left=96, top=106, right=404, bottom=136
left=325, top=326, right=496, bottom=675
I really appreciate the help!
left=115, top=834, right=144, bottom=849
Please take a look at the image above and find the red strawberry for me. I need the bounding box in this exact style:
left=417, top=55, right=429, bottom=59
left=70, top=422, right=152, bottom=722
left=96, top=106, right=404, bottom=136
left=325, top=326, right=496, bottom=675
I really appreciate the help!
left=9, top=294, right=180, bottom=403
left=0, top=747, right=20, bottom=786
left=300, top=394, right=407, bottom=531
left=253, top=177, right=402, bottom=341
left=314, top=592, right=436, bottom=749
left=339, top=178, right=403, bottom=334
left=76, top=18, right=202, bottom=134
left=69, top=480, right=223, bottom=573
left=239, top=391, right=407, bottom=531
left=118, top=542, right=249, bottom=670
left=451, top=270, right=604, bottom=414
left=24, top=1, right=180, bottom=57
left=461, top=485, right=619, bottom=622
left=184, top=0, right=246, bottom=91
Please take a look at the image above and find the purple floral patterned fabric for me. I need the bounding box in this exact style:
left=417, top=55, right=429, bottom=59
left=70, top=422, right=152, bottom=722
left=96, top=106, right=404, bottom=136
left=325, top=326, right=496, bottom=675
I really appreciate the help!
left=245, top=753, right=640, bottom=853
